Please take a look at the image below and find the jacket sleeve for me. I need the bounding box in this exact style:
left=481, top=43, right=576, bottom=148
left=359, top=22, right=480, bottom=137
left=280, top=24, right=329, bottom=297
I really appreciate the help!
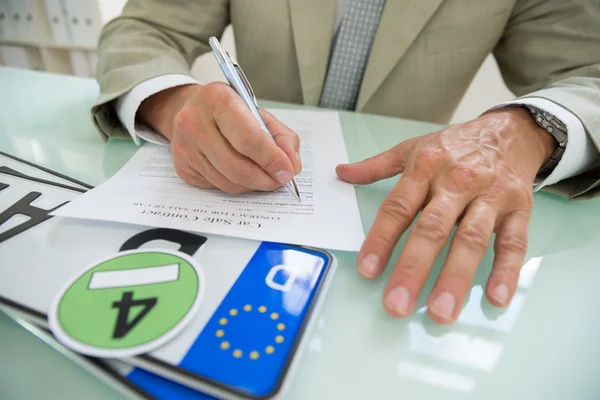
left=91, top=0, right=230, bottom=141
left=493, top=0, right=600, bottom=199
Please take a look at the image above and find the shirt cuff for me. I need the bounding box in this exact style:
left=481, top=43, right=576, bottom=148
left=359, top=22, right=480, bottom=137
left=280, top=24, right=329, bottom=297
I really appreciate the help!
left=115, top=74, right=201, bottom=146
left=487, top=97, right=600, bottom=191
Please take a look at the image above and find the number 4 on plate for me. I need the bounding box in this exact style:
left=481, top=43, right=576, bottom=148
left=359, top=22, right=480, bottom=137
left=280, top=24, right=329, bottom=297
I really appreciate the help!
left=112, top=291, right=157, bottom=339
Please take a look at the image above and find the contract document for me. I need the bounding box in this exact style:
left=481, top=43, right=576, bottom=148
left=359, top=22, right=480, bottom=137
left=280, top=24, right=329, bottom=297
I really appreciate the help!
left=53, top=109, right=365, bottom=251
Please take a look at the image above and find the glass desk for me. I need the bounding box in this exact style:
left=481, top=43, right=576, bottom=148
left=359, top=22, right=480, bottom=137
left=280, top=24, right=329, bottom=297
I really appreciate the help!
left=1, top=66, right=600, bottom=399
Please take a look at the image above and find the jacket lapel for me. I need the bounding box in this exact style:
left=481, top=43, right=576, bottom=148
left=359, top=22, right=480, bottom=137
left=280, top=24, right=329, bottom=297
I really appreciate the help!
left=288, top=0, right=337, bottom=106
left=356, top=0, right=444, bottom=110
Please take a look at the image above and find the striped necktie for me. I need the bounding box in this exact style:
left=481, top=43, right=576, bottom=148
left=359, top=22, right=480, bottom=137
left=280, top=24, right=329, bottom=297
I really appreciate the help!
left=319, top=0, right=387, bottom=110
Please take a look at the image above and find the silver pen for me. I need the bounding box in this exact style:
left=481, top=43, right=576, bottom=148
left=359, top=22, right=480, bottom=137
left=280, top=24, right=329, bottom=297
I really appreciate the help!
left=208, top=36, right=301, bottom=202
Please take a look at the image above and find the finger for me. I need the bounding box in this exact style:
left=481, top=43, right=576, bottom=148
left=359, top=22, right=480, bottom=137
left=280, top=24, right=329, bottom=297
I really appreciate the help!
left=335, top=138, right=416, bottom=185
left=189, top=150, right=254, bottom=195
left=260, top=109, right=302, bottom=175
left=357, top=170, right=429, bottom=279
left=174, top=160, right=216, bottom=189
left=178, top=106, right=282, bottom=191
left=178, top=169, right=217, bottom=190
left=200, top=124, right=284, bottom=191
left=383, top=189, right=469, bottom=318
left=486, top=210, right=530, bottom=307
left=427, top=199, right=497, bottom=323
left=212, top=92, right=296, bottom=185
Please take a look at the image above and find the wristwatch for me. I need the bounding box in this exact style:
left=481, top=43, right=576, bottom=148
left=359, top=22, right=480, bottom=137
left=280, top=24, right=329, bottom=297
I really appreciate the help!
left=522, top=104, right=568, bottom=176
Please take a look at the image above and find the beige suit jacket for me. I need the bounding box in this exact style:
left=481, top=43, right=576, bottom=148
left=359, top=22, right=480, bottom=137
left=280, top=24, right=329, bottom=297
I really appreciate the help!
left=92, top=0, right=600, bottom=199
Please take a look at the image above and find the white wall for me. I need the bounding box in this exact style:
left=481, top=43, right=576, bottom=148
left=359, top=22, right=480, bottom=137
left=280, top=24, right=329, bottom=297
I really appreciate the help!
left=96, top=0, right=127, bottom=25
left=190, top=26, right=236, bottom=85
left=449, top=55, right=515, bottom=123
left=99, top=2, right=515, bottom=124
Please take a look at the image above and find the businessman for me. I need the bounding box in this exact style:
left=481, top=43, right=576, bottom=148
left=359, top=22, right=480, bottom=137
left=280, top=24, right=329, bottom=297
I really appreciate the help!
left=92, top=0, right=600, bottom=324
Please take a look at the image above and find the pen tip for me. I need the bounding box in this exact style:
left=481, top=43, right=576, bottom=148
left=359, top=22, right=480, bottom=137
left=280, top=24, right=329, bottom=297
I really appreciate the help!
left=286, top=180, right=301, bottom=202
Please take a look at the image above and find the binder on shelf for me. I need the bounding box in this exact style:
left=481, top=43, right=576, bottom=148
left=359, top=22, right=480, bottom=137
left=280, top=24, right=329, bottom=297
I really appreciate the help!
left=41, top=46, right=75, bottom=74
left=1, top=45, right=27, bottom=67
left=6, top=0, right=36, bottom=41
left=68, top=49, right=90, bottom=77
left=0, top=0, right=11, bottom=38
left=43, top=0, right=71, bottom=44
left=20, top=0, right=39, bottom=41
left=86, top=51, right=97, bottom=76
left=1, top=0, right=17, bottom=39
left=0, top=45, right=43, bottom=70
left=62, top=0, right=100, bottom=46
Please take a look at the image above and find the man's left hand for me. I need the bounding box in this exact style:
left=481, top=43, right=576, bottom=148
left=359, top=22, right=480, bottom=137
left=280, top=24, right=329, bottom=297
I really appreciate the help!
left=336, top=107, right=557, bottom=324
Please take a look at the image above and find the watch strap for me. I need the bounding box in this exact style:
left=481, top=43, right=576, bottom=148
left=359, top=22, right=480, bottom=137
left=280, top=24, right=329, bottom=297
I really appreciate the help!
left=522, top=104, right=568, bottom=176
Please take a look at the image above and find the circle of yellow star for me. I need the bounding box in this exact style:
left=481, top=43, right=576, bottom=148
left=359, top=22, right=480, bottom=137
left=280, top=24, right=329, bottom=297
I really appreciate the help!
left=218, top=304, right=290, bottom=359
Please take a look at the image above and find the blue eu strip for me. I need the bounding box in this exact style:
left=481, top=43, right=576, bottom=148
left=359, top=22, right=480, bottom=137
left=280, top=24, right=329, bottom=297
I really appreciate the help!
left=128, top=367, right=215, bottom=400
left=126, top=242, right=329, bottom=399
left=180, top=242, right=328, bottom=398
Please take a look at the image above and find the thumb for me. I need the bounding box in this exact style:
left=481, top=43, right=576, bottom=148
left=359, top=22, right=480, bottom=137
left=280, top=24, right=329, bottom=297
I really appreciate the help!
left=336, top=139, right=414, bottom=184
left=260, top=109, right=302, bottom=175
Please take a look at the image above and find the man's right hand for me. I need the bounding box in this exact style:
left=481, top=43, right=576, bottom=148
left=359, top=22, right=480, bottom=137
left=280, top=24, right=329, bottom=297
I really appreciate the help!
left=137, top=82, right=302, bottom=194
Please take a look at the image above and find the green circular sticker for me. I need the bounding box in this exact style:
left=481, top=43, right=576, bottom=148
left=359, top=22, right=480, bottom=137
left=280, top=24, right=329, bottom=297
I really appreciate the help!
left=48, top=249, right=204, bottom=357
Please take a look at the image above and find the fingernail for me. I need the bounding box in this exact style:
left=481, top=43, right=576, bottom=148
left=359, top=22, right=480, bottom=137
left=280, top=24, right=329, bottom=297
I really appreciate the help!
left=275, top=170, right=292, bottom=184
left=385, top=287, right=411, bottom=316
left=430, top=292, right=455, bottom=321
left=491, top=283, right=509, bottom=305
left=295, top=151, right=301, bottom=162
left=358, top=254, right=379, bottom=278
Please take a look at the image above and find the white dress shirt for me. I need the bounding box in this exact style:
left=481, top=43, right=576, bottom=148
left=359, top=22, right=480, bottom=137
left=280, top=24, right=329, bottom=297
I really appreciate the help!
left=114, top=2, right=599, bottom=190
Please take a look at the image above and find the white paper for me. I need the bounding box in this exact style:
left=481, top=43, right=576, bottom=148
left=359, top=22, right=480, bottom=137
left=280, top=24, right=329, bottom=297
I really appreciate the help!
left=53, top=109, right=365, bottom=251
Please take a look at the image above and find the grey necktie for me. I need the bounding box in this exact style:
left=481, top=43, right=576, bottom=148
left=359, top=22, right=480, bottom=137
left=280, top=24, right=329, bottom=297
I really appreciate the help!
left=319, top=0, right=387, bottom=110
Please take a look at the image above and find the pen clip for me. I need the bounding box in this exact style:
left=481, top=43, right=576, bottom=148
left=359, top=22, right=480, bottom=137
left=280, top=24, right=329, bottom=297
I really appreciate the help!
left=231, top=61, right=258, bottom=108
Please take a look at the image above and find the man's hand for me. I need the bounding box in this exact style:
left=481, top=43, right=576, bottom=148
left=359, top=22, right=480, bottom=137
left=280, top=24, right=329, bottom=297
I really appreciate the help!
left=336, top=107, right=557, bottom=324
left=137, top=83, right=302, bottom=194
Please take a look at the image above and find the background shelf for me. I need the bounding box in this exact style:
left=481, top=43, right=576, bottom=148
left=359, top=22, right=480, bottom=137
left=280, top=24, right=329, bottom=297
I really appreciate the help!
left=0, top=0, right=124, bottom=76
